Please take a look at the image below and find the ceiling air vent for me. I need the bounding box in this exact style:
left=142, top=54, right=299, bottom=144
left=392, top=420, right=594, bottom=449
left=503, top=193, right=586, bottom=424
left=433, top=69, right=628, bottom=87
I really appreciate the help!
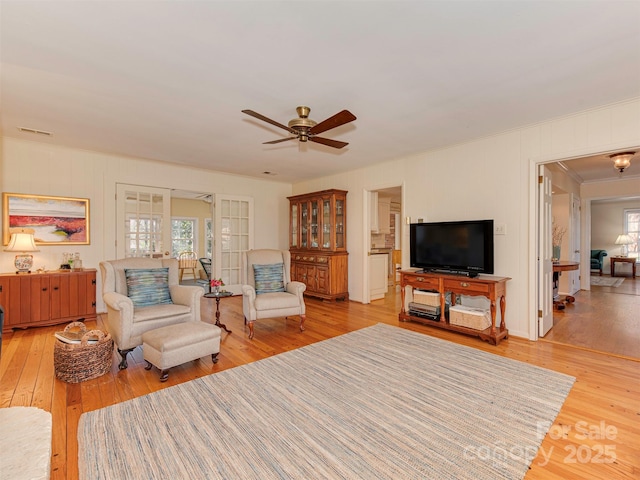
left=17, top=127, right=53, bottom=136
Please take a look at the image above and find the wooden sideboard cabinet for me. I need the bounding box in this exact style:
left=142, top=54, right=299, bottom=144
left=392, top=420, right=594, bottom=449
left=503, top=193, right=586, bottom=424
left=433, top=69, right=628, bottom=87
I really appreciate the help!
left=399, top=270, right=510, bottom=345
left=288, top=189, right=349, bottom=302
left=0, top=269, right=97, bottom=333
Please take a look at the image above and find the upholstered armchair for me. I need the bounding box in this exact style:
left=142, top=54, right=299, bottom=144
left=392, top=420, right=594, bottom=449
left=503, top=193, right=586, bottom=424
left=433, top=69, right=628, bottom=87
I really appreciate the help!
left=100, top=258, right=204, bottom=369
left=241, top=249, right=306, bottom=340
left=590, top=249, right=608, bottom=276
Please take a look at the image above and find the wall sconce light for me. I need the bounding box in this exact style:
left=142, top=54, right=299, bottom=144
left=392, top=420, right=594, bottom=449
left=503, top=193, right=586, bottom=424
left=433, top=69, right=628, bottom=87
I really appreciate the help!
left=4, top=228, right=39, bottom=274
left=609, top=151, right=635, bottom=173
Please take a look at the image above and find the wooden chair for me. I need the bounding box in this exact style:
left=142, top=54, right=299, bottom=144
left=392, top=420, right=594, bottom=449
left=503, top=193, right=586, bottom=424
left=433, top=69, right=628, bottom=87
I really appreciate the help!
left=178, top=251, right=198, bottom=282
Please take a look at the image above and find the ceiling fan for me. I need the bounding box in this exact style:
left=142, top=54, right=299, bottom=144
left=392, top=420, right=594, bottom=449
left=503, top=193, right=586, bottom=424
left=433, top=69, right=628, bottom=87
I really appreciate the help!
left=241, top=106, right=356, bottom=149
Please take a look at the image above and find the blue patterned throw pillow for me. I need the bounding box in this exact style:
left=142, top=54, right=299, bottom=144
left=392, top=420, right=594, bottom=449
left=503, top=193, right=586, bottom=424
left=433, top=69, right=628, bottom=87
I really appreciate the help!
left=125, top=268, right=173, bottom=307
left=253, top=263, right=285, bottom=295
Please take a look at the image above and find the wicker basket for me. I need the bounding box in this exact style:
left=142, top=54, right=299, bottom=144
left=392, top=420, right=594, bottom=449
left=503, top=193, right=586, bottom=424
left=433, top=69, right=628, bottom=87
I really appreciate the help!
left=449, top=305, right=492, bottom=331
left=54, top=322, right=114, bottom=383
left=412, top=290, right=440, bottom=307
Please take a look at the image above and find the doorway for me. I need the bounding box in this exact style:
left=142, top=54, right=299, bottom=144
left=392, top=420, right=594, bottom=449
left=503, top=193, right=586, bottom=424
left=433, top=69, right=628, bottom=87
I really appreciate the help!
left=116, top=184, right=253, bottom=295
left=533, top=148, right=640, bottom=358
left=363, top=184, right=403, bottom=304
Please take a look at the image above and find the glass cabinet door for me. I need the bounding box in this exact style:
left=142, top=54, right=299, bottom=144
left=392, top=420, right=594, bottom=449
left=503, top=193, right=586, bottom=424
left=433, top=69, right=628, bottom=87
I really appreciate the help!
left=301, top=202, right=308, bottom=248
left=322, top=199, right=331, bottom=249
left=290, top=203, right=298, bottom=248
left=310, top=200, right=319, bottom=248
left=336, top=198, right=345, bottom=249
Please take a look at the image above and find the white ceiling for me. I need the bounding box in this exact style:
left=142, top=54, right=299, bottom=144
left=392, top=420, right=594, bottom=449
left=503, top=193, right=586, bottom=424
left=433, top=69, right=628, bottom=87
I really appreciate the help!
left=1, top=1, right=640, bottom=184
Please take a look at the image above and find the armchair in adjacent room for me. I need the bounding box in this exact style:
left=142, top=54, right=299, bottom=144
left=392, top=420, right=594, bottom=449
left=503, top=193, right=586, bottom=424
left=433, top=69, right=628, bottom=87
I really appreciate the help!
left=241, top=249, right=306, bottom=340
left=100, top=257, right=204, bottom=369
left=590, top=249, right=608, bottom=276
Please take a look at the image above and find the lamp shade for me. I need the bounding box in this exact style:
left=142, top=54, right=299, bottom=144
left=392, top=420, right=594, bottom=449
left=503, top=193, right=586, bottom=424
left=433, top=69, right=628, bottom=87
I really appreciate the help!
left=4, top=229, right=39, bottom=274
left=614, top=234, right=633, bottom=246
left=5, top=231, right=39, bottom=253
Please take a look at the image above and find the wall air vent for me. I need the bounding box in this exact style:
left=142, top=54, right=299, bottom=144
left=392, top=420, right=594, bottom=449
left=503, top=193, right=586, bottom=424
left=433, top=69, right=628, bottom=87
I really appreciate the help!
left=17, top=127, right=53, bottom=136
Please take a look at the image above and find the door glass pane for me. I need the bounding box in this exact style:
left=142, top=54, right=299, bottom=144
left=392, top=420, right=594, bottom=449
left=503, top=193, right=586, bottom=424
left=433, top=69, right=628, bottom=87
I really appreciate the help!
left=291, top=204, right=298, bottom=248
left=336, top=199, right=345, bottom=249
left=301, top=203, right=308, bottom=248
left=121, top=188, right=167, bottom=257
left=216, top=196, right=252, bottom=292
left=322, top=199, right=331, bottom=249
left=310, top=200, right=318, bottom=248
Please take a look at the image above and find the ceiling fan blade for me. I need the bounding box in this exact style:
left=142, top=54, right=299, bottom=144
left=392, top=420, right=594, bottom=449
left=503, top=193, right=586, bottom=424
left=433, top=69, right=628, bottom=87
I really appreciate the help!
left=242, top=110, right=297, bottom=134
left=309, top=136, right=349, bottom=149
left=309, top=110, right=357, bottom=135
left=263, top=137, right=298, bottom=145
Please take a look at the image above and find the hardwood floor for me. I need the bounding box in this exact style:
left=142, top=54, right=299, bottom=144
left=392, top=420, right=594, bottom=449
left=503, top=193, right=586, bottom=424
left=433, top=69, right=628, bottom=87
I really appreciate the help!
left=1, top=289, right=639, bottom=479
left=544, top=275, right=640, bottom=359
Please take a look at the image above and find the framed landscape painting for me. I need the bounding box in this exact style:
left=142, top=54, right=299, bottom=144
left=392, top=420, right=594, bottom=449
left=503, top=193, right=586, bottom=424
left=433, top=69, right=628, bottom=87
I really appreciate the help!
left=2, top=193, right=90, bottom=245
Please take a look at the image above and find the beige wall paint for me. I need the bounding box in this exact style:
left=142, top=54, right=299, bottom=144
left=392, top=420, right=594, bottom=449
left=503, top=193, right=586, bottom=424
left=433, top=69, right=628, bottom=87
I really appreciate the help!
left=0, top=138, right=292, bottom=312
left=294, top=97, right=640, bottom=339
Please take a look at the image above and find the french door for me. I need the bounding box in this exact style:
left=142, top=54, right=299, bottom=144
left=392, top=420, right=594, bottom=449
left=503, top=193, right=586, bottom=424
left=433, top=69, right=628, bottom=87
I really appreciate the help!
left=116, top=184, right=171, bottom=259
left=538, top=165, right=553, bottom=337
left=214, top=194, right=253, bottom=295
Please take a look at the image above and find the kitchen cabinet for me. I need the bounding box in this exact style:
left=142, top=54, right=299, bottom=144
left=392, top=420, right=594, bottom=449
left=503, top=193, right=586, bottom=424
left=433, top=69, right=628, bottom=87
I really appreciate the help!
left=378, top=197, right=391, bottom=234
left=369, top=253, right=388, bottom=300
left=289, top=189, right=348, bottom=301
left=370, top=192, right=379, bottom=232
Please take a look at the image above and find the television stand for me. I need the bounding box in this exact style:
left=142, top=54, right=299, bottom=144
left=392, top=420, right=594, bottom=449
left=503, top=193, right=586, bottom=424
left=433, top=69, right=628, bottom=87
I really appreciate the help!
left=399, top=270, right=510, bottom=345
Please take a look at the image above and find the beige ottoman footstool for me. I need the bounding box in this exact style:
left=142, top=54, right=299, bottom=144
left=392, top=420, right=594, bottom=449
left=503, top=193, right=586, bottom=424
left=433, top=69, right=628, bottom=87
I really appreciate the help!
left=142, top=321, right=221, bottom=382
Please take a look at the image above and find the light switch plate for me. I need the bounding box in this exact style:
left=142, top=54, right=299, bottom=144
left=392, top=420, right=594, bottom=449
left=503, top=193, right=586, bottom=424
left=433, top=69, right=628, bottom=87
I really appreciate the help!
left=495, top=224, right=507, bottom=235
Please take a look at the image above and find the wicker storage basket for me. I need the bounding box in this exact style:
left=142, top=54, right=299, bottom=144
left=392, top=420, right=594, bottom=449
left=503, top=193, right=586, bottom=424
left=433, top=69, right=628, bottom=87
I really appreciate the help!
left=449, top=305, right=492, bottom=331
left=412, top=290, right=440, bottom=307
left=54, top=322, right=114, bottom=383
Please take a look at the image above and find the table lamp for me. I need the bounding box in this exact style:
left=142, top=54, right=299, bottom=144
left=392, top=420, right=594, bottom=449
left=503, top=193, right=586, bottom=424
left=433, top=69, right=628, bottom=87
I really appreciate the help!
left=4, top=228, right=39, bottom=273
left=614, top=234, right=633, bottom=257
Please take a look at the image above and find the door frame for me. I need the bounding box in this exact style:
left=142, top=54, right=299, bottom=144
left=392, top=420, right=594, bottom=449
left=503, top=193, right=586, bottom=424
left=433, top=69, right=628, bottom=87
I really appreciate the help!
left=362, top=183, right=404, bottom=304
left=529, top=141, right=640, bottom=341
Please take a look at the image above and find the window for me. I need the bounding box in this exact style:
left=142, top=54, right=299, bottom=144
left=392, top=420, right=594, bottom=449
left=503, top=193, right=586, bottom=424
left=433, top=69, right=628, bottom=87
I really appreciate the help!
left=624, top=209, right=639, bottom=260
left=171, top=217, right=198, bottom=258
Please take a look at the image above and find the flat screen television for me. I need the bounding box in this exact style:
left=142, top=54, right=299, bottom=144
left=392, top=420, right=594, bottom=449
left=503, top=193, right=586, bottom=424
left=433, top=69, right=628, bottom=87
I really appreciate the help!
left=410, top=220, right=494, bottom=277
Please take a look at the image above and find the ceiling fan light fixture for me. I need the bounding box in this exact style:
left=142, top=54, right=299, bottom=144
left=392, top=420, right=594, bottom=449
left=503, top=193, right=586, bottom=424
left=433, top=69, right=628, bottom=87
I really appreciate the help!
left=242, top=106, right=356, bottom=150
left=609, top=151, right=635, bottom=172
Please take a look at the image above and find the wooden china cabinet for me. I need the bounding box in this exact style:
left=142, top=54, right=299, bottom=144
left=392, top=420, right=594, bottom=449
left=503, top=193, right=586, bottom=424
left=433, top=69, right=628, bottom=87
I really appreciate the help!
left=288, top=189, right=348, bottom=302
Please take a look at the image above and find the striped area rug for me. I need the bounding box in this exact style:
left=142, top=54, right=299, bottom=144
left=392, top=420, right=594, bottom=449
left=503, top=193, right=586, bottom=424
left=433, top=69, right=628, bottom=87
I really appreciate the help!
left=78, top=324, right=574, bottom=480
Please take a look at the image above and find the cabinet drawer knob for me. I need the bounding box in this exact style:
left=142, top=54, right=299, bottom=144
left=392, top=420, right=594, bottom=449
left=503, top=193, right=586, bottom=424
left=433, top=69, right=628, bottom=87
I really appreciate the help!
left=417, top=277, right=424, bottom=282
left=461, top=282, right=469, bottom=287
left=42, top=287, right=48, bottom=291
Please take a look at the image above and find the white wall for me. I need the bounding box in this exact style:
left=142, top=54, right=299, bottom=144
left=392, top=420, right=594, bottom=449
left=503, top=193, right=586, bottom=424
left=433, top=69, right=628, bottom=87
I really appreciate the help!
left=294, top=97, right=640, bottom=339
left=2, top=98, right=639, bottom=338
left=0, top=138, right=292, bottom=312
